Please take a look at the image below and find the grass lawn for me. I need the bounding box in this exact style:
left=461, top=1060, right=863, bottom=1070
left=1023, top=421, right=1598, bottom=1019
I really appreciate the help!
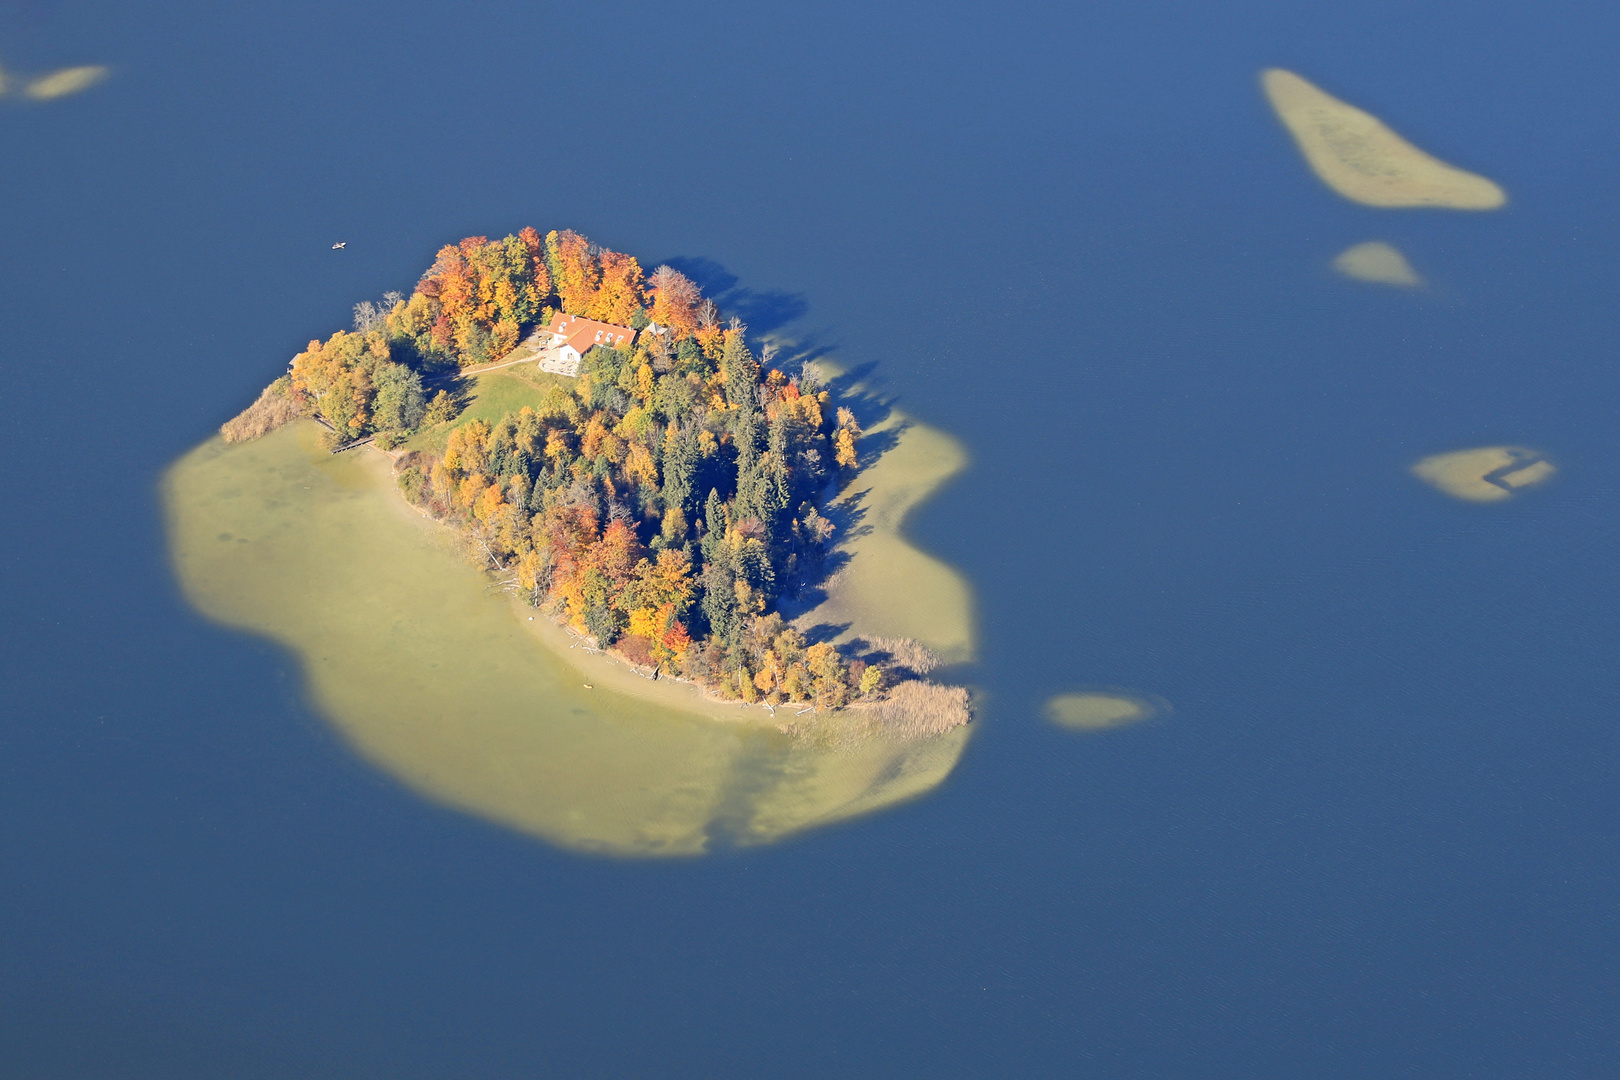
left=404, top=364, right=574, bottom=456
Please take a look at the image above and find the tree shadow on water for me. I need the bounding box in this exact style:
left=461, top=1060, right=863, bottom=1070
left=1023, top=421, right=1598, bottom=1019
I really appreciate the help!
left=659, top=255, right=923, bottom=658
left=661, top=256, right=810, bottom=336
left=823, top=361, right=903, bottom=437
left=852, top=422, right=903, bottom=471
left=775, top=536, right=855, bottom=631
left=795, top=619, right=854, bottom=649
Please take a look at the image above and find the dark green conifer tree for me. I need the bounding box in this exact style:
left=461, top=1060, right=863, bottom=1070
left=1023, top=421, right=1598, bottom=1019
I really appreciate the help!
left=701, top=488, right=729, bottom=565
left=722, top=333, right=760, bottom=411
left=662, top=427, right=698, bottom=518
left=767, top=415, right=792, bottom=514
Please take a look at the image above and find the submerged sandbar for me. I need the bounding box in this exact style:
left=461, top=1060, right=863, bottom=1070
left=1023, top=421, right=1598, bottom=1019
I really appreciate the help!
left=786, top=410, right=975, bottom=664
left=1333, top=241, right=1423, bottom=287
left=165, top=420, right=972, bottom=855
left=25, top=65, right=108, bottom=100
left=1045, top=692, right=1161, bottom=732
left=1412, top=445, right=1555, bottom=502
left=1262, top=68, right=1505, bottom=210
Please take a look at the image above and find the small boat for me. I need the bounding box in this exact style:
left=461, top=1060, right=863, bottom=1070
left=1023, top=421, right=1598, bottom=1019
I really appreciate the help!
left=331, top=241, right=346, bottom=250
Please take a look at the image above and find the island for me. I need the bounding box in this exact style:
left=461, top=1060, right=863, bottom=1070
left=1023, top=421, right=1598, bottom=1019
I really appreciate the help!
left=169, top=229, right=976, bottom=854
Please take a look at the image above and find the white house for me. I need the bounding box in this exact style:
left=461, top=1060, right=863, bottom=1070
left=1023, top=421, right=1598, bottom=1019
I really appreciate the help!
left=538, top=313, right=637, bottom=377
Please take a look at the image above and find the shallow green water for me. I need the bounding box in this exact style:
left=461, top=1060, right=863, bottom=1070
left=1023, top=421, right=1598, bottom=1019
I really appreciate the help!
left=163, top=422, right=968, bottom=856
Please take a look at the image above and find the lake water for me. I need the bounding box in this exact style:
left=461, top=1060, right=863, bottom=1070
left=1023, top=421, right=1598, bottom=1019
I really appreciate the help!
left=5, top=1, right=1620, bottom=1076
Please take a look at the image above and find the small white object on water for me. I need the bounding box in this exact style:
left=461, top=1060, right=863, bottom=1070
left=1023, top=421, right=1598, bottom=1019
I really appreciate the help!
left=332, top=241, right=346, bottom=249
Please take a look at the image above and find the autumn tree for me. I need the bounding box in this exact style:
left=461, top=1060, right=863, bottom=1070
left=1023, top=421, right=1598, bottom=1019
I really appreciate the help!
left=546, top=229, right=599, bottom=318
left=591, top=249, right=646, bottom=325
left=304, top=224, right=892, bottom=710
left=647, top=265, right=701, bottom=338
left=288, top=328, right=427, bottom=445
left=396, top=232, right=553, bottom=367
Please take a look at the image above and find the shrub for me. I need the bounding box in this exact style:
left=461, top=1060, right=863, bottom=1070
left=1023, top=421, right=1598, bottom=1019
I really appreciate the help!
left=397, top=465, right=426, bottom=505
left=616, top=633, right=655, bottom=668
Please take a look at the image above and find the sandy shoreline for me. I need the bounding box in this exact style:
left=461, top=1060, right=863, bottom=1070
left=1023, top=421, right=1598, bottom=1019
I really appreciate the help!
left=362, top=400, right=974, bottom=724
left=166, top=417, right=977, bottom=854
left=355, top=436, right=773, bottom=724
left=511, top=595, right=782, bottom=723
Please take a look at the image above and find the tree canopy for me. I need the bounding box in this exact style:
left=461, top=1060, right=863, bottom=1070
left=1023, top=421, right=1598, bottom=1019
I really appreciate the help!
left=280, top=227, right=870, bottom=705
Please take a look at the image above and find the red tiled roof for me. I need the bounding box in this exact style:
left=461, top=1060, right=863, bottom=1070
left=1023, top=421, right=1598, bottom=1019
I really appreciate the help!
left=548, top=312, right=637, bottom=355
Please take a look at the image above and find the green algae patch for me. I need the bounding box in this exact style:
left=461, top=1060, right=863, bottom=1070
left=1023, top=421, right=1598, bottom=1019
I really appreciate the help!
left=1412, top=445, right=1555, bottom=503
left=1262, top=68, right=1505, bottom=210
left=1045, top=692, right=1163, bottom=732
left=164, top=421, right=968, bottom=856
left=1332, top=241, right=1423, bottom=287
left=790, top=412, right=975, bottom=663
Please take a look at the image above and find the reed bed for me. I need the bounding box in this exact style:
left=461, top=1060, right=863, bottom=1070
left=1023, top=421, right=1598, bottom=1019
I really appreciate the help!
left=866, top=679, right=970, bottom=737
left=860, top=636, right=940, bottom=676
left=779, top=677, right=970, bottom=749
left=221, top=383, right=300, bottom=444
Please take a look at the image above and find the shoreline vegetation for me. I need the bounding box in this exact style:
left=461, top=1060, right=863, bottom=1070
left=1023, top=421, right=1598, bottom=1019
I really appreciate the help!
left=220, top=228, right=971, bottom=741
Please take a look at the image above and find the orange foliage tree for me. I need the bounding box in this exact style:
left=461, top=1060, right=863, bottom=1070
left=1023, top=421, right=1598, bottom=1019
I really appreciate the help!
left=356, top=227, right=870, bottom=699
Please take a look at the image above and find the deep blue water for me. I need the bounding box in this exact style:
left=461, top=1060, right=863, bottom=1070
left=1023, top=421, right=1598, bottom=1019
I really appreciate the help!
left=5, top=1, right=1620, bottom=1076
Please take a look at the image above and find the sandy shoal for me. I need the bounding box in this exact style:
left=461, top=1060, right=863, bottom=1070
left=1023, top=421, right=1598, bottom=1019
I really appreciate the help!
left=165, top=420, right=972, bottom=855
left=1263, top=68, right=1505, bottom=210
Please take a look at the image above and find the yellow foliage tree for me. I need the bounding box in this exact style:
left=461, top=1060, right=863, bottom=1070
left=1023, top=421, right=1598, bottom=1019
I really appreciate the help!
left=590, top=250, right=645, bottom=325
left=625, top=443, right=659, bottom=489
left=473, top=483, right=505, bottom=522
left=628, top=606, right=663, bottom=639
left=834, top=428, right=858, bottom=469
left=456, top=474, right=488, bottom=512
